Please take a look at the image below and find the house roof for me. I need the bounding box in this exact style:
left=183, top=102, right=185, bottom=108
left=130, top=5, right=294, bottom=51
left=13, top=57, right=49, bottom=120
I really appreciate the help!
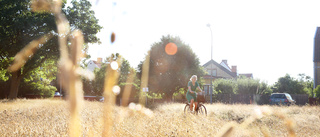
left=239, top=73, right=253, bottom=78
left=92, top=61, right=102, bottom=68
left=220, top=60, right=231, bottom=71
left=202, top=59, right=237, bottom=78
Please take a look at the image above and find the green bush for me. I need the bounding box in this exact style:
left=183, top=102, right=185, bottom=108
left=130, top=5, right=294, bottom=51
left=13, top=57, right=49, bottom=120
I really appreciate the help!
left=213, top=79, right=236, bottom=94
left=258, top=82, right=272, bottom=95
left=237, top=77, right=260, bottom=94
left=213, top=77, right=272, bottom=95
left=313, top=85, right=320, bottom=98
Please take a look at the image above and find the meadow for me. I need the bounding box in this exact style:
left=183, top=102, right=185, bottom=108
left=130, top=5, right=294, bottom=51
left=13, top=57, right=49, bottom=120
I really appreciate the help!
left=0, top=99, right=319, bottom=137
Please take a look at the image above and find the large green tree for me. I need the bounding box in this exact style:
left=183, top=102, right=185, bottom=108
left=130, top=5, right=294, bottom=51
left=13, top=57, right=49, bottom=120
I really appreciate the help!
left=273, top=74, right=305, bottom=94
left=137, top=35, right=205, bottom=100
left=0, top=0, right=102, bottom=99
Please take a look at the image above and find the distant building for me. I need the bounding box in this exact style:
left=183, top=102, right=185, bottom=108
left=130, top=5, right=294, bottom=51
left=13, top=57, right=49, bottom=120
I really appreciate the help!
left=314, top=27, right=320, bottom=89
left=87, top=57, right=103, bottom=72
left=239, top=73, right=253, bottom=79
left=202, top=59, right=252, bottom=95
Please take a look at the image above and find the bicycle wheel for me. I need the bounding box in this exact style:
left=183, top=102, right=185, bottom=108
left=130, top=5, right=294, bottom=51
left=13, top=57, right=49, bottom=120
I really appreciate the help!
left=197, top=104, right=207, bottom=116
left=184, top=104, right=191, bottom=114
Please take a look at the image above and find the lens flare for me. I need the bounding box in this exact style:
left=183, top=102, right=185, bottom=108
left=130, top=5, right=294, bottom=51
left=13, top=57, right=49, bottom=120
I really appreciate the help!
left=128, top=102, right=136, bottom=110
left=111, top=32, right=116, bottom=43
left=165, top=42, right=177, bottom=55
left=112, top=85, right=121, bottom=95
left=110, top=61, right=119, bottom=70
left=135, top=104, right=142, bottom=111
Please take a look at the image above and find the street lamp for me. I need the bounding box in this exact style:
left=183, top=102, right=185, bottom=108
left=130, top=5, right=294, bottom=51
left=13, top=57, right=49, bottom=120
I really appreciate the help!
left=207, top=23, right=213, bottom=104
left=207, top=24, right=213, bottom=60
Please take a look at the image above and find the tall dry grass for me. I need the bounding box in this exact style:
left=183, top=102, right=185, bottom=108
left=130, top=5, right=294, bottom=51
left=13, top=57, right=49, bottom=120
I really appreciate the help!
left=4, top=0, right=320, bottom=137
left=1, top=99, right=320, bottom=137
left=7, top=0, right=150, bottom=136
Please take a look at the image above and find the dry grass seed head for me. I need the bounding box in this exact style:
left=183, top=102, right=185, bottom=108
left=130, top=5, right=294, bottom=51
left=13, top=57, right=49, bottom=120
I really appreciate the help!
left=31, top=0, right=52, bottom=12
left=216, top=122, right=236, bottom=137
left=8, top=33, right=53, bottom=72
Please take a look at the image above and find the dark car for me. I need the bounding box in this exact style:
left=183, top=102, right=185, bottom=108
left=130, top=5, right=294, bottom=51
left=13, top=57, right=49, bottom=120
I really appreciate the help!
left=84, top=96, right=104, bottom=102
left=54, top=92, right=63, bottom=99
left=269, top=93, right=296, bottom=105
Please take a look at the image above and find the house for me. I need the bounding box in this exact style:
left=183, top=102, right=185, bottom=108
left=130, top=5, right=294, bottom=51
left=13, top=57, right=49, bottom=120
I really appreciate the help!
left=202, top=59, right=252, bottom=95
left=202, top=59, right=236, bottom=95
left=239, top=73, right=253, bottom=78
left=87, top=57, right=103, bottom=72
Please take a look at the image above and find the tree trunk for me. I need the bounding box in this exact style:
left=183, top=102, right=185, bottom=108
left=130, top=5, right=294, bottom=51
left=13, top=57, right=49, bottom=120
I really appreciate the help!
left=8, top=69, right=22, bottom=99
left=164, top=93, right=173, bottom=102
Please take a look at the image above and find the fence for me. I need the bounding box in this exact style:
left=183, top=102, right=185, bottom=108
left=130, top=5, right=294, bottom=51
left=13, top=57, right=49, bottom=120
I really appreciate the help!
left=291, top=94, right=309, bottom=105
left=22, top=93, right=316, bottom=106
left=117, top=94, right=312, bottom=106
left=204, top=94, right=309, bottom=105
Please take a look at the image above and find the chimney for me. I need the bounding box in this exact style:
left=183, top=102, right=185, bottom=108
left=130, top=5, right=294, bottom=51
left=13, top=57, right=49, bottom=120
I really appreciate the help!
left=231, top=66, right=237, bottom=73
left=97, top=57, right=102, bottom=64
left=222, top=60, right=228, bottom=64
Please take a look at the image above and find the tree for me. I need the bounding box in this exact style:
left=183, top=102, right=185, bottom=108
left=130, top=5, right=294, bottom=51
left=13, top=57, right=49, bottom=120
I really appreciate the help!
left=297, top=73, right=314, bottom=97
left=257, top=81, right=272, bottom=95
left=213, top=77, right=272, bottom=95
left=0, top=0, right=102, bottom=99
left=313, top=85, right=320, bottom=98
left=21, top=59, right=58, bottom=97
left=82, top=54, right=139, bottom=98
left=236, top=77, right=260, bottom=94
left=66, top=0, right=101, bottom=44
left=213, top=78, right=236, bottom=94
left=137, top=35, right=206, bottom=100
left=118, top=59, right=140, bottom=99
left=0, top=57, right=12, bottom=98
left=273, top=74, right=305, bottom=94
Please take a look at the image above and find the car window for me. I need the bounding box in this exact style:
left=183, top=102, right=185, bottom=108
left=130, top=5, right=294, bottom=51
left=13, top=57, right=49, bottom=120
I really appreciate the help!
left=285, top=94, right=292, bottom=100
left=271, top=94, right=282, bottom=98
left=271, top=94, right=288, bottom=98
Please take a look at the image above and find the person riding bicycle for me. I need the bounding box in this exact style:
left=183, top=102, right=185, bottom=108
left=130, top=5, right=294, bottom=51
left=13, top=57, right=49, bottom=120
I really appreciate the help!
left=186, top=75, right=203, bottom=112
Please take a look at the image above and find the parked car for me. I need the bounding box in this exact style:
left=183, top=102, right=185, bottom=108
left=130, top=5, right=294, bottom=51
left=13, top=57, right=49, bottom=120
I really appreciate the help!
left=54, top=92, right=63, bottom=99
left=269, top=93, right=296, bottom=105
left=97, top=96, right=104, bottom=102
left=84, top=96, right=104, bottom=102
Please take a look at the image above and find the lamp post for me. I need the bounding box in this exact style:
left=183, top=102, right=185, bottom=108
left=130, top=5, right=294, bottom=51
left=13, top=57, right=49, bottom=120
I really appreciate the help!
left=207, top=24, right=213, bottom=60
left=207, top=24, right=213, bottom=104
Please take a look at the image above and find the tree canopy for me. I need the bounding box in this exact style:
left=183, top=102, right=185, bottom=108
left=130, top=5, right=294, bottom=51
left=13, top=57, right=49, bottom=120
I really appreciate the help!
left=272, top=73, right=313, bottom=97
left=0, top=0, right=102, bottom=99
left=273, top=74, right=305, bottom=94
left=137, top=35, right=205, bottom=100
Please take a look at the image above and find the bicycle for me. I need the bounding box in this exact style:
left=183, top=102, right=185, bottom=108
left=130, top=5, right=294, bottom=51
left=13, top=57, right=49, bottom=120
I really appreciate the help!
left=184, top=94, right=207, bottom=116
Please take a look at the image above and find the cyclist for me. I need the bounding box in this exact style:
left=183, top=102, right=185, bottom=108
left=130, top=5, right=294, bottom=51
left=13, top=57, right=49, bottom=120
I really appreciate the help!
left=187, top=75, right=204, bottom=112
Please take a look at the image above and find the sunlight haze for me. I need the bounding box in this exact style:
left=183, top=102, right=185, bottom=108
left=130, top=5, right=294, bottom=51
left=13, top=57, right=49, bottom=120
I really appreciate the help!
left=87, top=0, right=320, bottom=85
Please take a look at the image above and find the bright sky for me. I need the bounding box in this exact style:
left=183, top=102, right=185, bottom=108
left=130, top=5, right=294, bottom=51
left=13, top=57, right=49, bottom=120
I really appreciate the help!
left=87, top=0, right=320, bottom=85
